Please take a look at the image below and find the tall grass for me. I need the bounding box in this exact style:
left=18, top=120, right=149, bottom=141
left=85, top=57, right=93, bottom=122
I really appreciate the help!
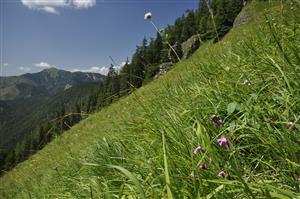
left=1, top=1, right=300, bottom=198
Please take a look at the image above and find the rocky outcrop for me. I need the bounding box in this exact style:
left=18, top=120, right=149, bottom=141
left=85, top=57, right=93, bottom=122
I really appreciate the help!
left=181, top=35, right=200, bottom=59
left=154, top=62, right=173, bottom=79
left=233, top=10, right=251, bottom=27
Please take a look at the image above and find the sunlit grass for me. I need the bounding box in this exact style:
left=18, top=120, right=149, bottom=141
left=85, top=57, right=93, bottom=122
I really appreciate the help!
left=1, top=1, right=300, bottom=198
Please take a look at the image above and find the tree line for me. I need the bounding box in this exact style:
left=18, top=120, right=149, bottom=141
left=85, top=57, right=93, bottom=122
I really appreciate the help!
left=0, top=0, right=244, bottom=174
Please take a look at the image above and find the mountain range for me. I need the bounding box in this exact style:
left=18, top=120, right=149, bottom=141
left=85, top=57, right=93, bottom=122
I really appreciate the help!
left=0, top=67, right=104, bottom=101
left=0, top=68, right=105, bottom=150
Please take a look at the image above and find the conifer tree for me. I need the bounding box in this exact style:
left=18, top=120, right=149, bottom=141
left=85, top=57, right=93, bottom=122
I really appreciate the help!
left=181, top=10, right=197, bottom=41
left=129, top=38, right=148, bottom=88
left=119, top=58, right=131, bottom=95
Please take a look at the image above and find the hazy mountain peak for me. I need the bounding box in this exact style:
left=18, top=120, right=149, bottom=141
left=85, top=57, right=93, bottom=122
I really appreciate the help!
left=0, top=68, right=105, bottom=101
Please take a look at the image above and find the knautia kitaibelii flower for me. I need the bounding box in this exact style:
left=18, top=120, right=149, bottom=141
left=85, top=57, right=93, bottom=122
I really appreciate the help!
left=193, top=146, right=205, bottom=154
left=198, top=163, right=206, bottom=170
left=210, top=114, right=223, bottom=128
left=144, top=12, right=152, bottom=20
left=218, top=170, right=225, bottom=177
left=144, top=11, right=181, bottom=63
left=217, top=136, right=228, bottom=147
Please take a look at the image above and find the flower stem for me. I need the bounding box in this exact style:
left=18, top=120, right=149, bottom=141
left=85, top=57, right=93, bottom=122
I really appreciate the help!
left=150, top=20, right=181, bottom=63
left=205, top=0, right=219, bottom=42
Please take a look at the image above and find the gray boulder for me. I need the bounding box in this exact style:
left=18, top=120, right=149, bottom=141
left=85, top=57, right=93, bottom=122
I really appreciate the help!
left=233, top=10, right=251, bottom=27
left=181, top=35, right=200, bottom=59
left=154, top=62, right=174, bottom=79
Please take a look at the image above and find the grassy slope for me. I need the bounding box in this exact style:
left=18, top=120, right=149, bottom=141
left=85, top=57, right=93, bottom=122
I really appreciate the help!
left=1, top=1, right=300, bottom=198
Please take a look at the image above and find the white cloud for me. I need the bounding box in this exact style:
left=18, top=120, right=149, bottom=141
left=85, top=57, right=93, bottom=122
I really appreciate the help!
left=3, top=63, right=8, bottom=67
left=34, top=62, right=55, bottom=69
left=120, top=62, right=127, bottom=67
left=42, top=6, right=59, bottom=14
left=21, top=0, right=68, bottom=8
left=21, top=0, right=67, bottom=14
left=73, top=0, right=96, bottom=8
left=72, top=66, right=109, bottom=75
left=89, top=66, right=109, bottom=74
left=21, top=0, right=96, bottom=14
left=119, top=61, right=127, bottom=69
left=19, top=66, right=31, bottom=72
left=71, top=61, right=127, bottom=76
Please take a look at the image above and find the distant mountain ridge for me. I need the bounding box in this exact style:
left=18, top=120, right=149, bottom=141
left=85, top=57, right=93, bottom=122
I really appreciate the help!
left=0, top=81, right=102, bottom=149
left=0, top=68, right=105, bottom=151
left=0, top=68, right=105, bottom=101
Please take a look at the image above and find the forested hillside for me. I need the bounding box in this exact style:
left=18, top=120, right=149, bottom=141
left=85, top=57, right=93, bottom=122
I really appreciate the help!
left=0, top=68, right=105, bottom=170
left=0, top=0, right=244, bottom=174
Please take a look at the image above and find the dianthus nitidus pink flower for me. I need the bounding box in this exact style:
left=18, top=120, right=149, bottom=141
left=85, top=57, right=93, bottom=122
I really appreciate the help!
left=193, top=146, right=205, bottom=154
left=210, top=114, right=223, bottom=128
left=198, top=163, right=206, bottom=170
left=217, top=136, right=228, bottom=147
left=218, top=171, right=225, bottom=177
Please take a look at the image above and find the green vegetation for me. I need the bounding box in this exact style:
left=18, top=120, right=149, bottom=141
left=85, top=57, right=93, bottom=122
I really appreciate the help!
left=0, top=70, right=105, bottom=173
left=0, top=0, right=244, bottom=174
left=125, top=0, right=244, bottom=85
left=1, top=0, right=300, bottom=198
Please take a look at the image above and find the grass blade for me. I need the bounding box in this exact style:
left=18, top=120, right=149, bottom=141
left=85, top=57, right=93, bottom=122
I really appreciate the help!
left=108, top=165, right=147, bottom=199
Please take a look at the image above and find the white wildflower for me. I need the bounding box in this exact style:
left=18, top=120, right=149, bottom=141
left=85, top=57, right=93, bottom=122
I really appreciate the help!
left=243, top=79, right=251, bottom=86
left=144, top=12, right=152, bottom=20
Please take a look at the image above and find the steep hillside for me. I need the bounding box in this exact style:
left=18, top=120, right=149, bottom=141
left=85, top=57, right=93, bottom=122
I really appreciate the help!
left=0, top=82, right=102, bottom=149
left=1, top=1, right=300, bottom=198
left=0, top=68, right=104, bottom=152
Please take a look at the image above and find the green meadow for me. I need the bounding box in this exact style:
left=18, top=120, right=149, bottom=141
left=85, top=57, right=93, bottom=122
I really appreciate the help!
left=1, top=1, right=300, bottom=198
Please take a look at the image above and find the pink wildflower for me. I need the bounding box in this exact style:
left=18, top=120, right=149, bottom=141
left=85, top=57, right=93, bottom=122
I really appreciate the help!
left=198, top=163, right=206, bottom=170
left=217, top=136, right=228, bottom=147
left=210, top=114, right=223, bottom=128
left=193, top=146, right=205, bottom=154
left=218, top=171, right=225, bottom=177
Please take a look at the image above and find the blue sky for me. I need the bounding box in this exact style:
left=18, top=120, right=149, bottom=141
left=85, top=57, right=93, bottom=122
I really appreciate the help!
left=0, top=0, right=198, bottom=76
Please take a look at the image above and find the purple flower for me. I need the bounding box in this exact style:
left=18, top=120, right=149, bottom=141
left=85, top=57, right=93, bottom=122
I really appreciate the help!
left=198, top=163, right=206, bottom=170
left=218, top=171, right=225, bottom=177
left=210, top=114, right=223, bottom=128
left=217, top=136, right=228, bottom=147
left=193, top=146, right=205, bottom=154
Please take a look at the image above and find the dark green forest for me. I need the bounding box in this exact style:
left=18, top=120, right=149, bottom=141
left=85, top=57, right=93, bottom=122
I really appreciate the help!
left=0, top=0, right=244, bottom=174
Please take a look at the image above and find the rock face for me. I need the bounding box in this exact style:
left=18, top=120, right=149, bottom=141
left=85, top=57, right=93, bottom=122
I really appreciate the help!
left=233, top=10, right=251, bottom=27
left=167, top=35, right=201, bottom=62
left=168, top=42, right=183, bottom=63
left=154, top=62, right=173, bottom=79
left=181, top=35, right=200, bottom=59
